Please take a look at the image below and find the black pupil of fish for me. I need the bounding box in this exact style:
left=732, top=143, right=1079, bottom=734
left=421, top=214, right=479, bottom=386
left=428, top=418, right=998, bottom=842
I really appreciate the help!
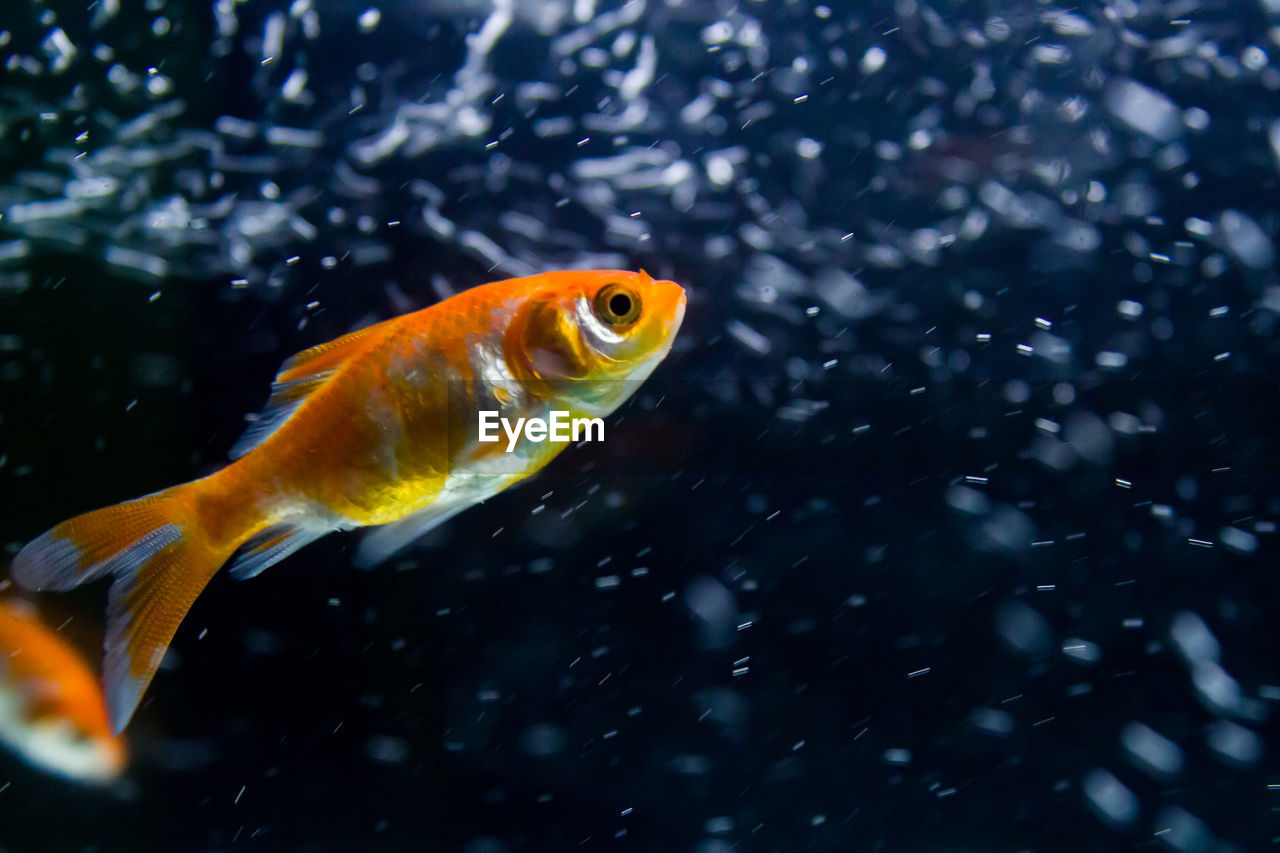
left=609, top=292, right=632, bottom=318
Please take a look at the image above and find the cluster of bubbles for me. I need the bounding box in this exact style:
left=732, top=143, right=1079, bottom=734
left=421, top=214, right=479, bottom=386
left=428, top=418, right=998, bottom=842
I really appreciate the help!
left=2, top=0, right=1280, bottom=849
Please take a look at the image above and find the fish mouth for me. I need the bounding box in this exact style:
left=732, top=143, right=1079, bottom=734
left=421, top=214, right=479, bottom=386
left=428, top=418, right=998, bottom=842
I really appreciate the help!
left=671, top=289, right=687, bottom=335
left=650, top=280, right=691, bottom=356
left=654, top=279, right=687, bottom=348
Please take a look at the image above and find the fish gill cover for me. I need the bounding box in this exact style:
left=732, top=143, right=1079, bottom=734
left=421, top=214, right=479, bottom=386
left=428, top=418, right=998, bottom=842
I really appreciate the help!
left=0, top=0, right=1279, bottom=850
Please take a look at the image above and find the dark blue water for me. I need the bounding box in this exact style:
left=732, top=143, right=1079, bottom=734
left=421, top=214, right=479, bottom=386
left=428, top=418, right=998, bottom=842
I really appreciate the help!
left=2, top=1, right=1279, bottom=849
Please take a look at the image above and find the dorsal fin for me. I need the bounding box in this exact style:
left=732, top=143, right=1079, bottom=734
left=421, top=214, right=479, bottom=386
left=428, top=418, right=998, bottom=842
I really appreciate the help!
left=230, top=318, right=393, bottom=460
left=276, top=315, right=397, bottom=384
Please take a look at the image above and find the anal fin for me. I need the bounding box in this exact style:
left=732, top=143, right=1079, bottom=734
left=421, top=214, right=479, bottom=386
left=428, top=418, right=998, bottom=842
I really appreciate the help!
left=352, top=502, right=471, bottom=570
left=228, top=523, right=329, bottom=580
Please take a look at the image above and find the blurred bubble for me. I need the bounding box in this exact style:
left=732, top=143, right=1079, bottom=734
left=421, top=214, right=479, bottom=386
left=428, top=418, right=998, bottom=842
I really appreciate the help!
left=1003, top=379, right=1030, bottom=404
left=1082, top=768, right=1139, bottom=829
left=969, top=707, right=1015, bottom=737
left=519, top=723, right=568, bottom=758
left=883, top=748, right=912, bottom=766
left=1064, top=411, right=1114, bottom=466
left=130, top=353, right=183, bottom=387
left=1170, top=611, right=1220, bottom=665
left=860, top=46, right=887, bottom=75
left=1105, top=79, right=1183, bottom=141
left=1120, top=722, right=1183, bottom=780
left=1190, top=660, right=1245, bottom=718
left=364, top=734, right=411, bottom=765
left=704, top=816, right=734, bottom=834
left=946, top=484, right=990, bottom=517
left=695, top=841, right=735, bottom=853
left=994, top=600, right=1051, bottom=658
left=1062, top=637, right=1101, bottom=665
left=672, top=754, right=712, bottom=775
left=1218, top=526, right=1258, bottom=554
left=814, top=267, right=878, bottom=319
left=1216, top=210, right=1275, bottom=270
left=970, top=505, right=1036, bottom=553
left=1205, top=720, right=1263, bottom=768
left=462, top=839, right=509, bottom=853
left=1152, top=806, right=1213, bottom=853
left=684, top=576, right=738, bottom=650
left=691, top=688, right=749, bottom=741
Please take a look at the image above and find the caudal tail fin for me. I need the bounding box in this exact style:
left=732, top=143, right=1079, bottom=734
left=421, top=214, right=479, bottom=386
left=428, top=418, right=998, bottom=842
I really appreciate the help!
left=10, top=486, right=244, bottom=734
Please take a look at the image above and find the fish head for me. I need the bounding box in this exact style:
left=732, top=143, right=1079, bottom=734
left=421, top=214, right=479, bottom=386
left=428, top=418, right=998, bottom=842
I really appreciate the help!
left=507, top=269, right=686, bottom=412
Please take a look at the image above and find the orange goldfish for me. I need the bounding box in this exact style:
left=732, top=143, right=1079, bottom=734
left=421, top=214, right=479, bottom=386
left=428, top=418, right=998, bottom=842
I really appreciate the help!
left=0, top=597, right=126, bottom=782
left=13, top=269, right=686, bottom=733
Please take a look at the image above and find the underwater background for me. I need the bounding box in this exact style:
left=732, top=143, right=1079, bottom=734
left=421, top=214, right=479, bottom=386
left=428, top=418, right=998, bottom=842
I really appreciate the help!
left=3, top=0, right=1280, bottom=849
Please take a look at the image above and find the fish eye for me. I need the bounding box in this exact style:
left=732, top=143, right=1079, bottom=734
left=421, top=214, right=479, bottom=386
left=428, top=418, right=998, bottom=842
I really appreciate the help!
left=594, top=283, right=642, bottom=326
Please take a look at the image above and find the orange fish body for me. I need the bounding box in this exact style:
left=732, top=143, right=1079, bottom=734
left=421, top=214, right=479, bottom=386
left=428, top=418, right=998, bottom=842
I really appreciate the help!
left=0, top=598, right=126, bottom=782
left=13, top=270, right=686, bottom=733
